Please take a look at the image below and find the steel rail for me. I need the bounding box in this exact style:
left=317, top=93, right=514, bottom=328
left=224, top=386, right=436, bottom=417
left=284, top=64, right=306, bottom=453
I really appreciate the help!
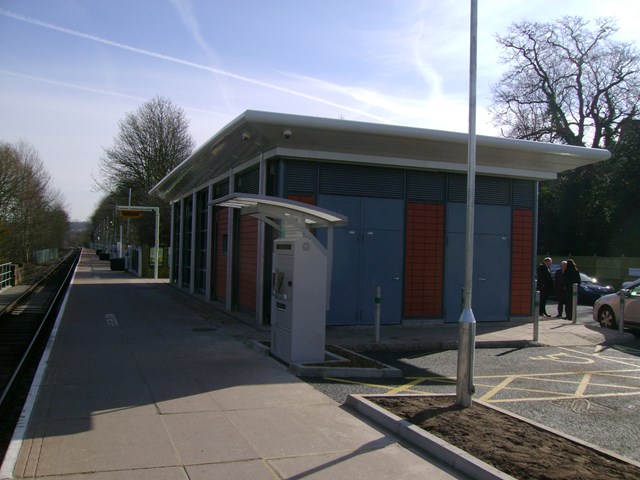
left=0, top=249, right=80, bottom=410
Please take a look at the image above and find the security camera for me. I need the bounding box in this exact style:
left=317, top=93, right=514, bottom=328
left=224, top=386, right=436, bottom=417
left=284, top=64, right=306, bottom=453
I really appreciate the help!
left=283, top=129, right=292, bottom=140
left=241, top=132, right=250, bottom=142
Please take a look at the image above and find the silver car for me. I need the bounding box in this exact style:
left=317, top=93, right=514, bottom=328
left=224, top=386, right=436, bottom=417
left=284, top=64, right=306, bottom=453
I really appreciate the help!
left=593, top=278, right=640, bottom=329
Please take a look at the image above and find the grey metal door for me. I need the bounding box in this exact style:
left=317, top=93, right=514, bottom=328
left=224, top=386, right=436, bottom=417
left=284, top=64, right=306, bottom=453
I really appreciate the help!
left=318, top=195, right=404, bottom=325
left=444, top=204, right=511, bottom=322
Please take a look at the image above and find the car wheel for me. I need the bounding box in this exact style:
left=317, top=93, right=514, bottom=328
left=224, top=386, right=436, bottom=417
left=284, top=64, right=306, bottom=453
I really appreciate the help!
left=597, top=306, right=617, bottom=329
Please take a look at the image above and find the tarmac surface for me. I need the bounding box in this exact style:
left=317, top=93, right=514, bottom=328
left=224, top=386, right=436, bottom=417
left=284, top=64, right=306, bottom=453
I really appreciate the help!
left=0, top=249, right=636, bottom=479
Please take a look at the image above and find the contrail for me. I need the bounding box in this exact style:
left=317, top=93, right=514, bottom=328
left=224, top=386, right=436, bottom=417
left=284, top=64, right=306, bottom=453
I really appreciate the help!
left=0, top=69, right=147, bottom=102
left=0, top=69, right=225, bottom=117
left=0, top=8, right=389, bottom=122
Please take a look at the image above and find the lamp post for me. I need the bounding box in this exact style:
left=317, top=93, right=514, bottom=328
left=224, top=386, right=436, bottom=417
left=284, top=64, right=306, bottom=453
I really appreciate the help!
left=456, top=0, right=478, bottom=408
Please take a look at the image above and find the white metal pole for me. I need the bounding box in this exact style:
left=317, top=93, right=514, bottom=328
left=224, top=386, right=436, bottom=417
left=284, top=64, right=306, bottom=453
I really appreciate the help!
left=154, top=207, right=160, bottom=280
left=374, top=286, right=381, bottom=343
left=571, top=283, right=578, bottom=324
left=256, top=151, right=266, bottom=324
left=127, top=188, right=131, bottom=245
left=619, top=289, right=626, bottom=335
left=456, top=0, right=478, bottom=408
left=533, top=291, right=540, bottom=341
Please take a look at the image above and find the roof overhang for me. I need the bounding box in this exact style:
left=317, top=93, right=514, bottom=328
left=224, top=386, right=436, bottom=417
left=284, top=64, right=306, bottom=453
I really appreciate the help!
left=151, top=110, right=612, bottom=200
left=210, top=193, right=347, bottom=232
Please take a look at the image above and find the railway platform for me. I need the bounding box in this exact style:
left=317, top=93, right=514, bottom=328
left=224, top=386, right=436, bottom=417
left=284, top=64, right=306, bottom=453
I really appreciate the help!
left=1, top=250, right=464, bottom=480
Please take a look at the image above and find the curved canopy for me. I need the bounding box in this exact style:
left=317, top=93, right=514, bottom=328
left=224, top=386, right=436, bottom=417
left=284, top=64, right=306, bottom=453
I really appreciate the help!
left=211, top=193, right=347, bottom=232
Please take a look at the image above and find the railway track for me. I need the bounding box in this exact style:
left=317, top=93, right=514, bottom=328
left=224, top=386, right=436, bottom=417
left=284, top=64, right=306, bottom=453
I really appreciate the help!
left=0, top=248, right=80, bottom=461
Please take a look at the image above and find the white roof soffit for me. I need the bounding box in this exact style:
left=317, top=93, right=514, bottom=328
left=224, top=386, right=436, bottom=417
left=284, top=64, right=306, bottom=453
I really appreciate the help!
left=210, top=193, right=348, bottom=229
left=150, top=110, right=612, bottom=200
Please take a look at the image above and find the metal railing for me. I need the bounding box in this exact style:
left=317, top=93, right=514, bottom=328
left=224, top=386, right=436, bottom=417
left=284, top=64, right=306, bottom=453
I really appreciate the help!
left=0, top=262, right=11, bottom=289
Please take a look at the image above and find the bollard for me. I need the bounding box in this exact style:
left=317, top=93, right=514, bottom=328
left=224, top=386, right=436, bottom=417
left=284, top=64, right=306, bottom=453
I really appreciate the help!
left=619, top=289, right=626, bottom=335
left=374, top=286, right=381, bottom=343
left=533, top=291, right=540, bottom=342
left=572, top=283, right=578, bottom=324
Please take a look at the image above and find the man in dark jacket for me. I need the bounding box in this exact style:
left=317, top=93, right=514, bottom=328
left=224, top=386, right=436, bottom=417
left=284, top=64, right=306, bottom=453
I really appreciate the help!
left=536, top=257, right=554, bottom=317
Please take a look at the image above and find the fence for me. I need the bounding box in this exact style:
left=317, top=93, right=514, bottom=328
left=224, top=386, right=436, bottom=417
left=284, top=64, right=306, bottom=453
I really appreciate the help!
left=33, top=248, right=59, bottom=265
left=0, top=262, right=11, bottom=289
left=537, top=255, right=640, bottom=288
left=128, top=247, right=142, bottom=277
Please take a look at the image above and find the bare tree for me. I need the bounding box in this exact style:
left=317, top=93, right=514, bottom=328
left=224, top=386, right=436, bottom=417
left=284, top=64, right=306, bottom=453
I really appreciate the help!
left=0, top=141, right=69, bottom=263
left=96, top=96, right=194, bottom=246
left=490, top=16, right=640, bottom=149
left=490, top=17, right=640, bottom=256
left=97, top=96, right=194, bottom=194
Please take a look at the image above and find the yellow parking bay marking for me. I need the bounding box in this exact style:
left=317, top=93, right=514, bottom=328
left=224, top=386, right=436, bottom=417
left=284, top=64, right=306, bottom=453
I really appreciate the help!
left=530, top=352, right=595, bottom=364
left=480, top=376, right=516, bottom=402
left=575, top=373, right=592, bottom=397
left=386, top=377, right=431, bottom=395
left=558, top=346, right=640, bottom=369
left=324, top=344, right=640, bottom=405
left=324, top=377, right=445, bottom=396
left=480, top=381, right=576, bottom=401
left=477, top=369, right=640, bottom=404
left=324, top=376, right=458, bottom=396
left=489, top=389, right=640, bottom=404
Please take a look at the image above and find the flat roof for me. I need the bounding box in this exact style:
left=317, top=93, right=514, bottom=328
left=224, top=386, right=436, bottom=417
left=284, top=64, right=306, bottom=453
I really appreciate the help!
left=151, top=110, right=611, bottom=200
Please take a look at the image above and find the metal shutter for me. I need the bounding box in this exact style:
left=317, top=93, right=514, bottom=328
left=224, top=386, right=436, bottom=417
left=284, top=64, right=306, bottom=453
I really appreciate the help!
left=512, top=180, right=535, bottom=209
left=407, top=171, right=446, bottom=202
left=319, top=163, right=403, bottom=198
left=476, top=176, right=511, bottom=205
left=212, top=181, right=229, bottom=199
left=285, top=160, right=317, bottom=195
left=236, top=168, right=259, bottom=194
left=447, top=174, right=467, bottom=203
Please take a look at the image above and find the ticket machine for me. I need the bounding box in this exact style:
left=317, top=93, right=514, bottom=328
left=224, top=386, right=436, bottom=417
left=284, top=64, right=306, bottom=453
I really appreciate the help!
left=211, top=194, right=347, bottom=365
left=271, top=236, right=327, bottom=363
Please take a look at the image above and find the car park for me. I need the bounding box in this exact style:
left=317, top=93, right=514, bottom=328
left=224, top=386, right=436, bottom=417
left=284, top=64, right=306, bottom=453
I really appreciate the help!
left=548, top=267, right=614, bottom=305
left=593, top=278, right=640, bottom=329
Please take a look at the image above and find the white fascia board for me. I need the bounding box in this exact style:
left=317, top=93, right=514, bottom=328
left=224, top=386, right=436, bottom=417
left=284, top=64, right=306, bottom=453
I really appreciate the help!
left=273, top=147, right=557, bottom=180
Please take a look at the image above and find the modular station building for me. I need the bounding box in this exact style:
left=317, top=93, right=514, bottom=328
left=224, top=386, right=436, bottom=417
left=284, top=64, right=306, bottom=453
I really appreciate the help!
left=150, top=110, right=609, bottom=329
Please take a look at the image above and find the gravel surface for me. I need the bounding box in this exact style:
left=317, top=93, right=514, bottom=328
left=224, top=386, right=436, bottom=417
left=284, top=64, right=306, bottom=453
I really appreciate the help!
left=304, top=341, right=640, bottom=464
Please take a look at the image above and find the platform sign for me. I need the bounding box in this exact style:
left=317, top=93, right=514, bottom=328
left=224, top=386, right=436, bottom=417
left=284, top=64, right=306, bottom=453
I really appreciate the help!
left=119, top=209, right=144, bottom=219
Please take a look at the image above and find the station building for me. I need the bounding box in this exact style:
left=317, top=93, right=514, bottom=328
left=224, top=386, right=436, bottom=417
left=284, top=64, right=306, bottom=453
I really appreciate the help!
left=150, top=110, right=609, bottom=328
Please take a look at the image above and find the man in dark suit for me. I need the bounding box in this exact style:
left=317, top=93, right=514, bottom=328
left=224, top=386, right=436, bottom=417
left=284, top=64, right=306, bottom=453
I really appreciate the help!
left=536, top=257, right=554, bottom=317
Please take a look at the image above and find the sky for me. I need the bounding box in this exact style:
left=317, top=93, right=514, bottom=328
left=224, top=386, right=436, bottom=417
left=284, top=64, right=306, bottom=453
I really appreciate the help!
left=1, top=0, right=639, bottom=222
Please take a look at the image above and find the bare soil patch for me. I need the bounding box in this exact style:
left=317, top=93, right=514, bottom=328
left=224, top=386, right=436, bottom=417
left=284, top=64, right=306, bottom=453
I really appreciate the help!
left=370, top=395, right=640, bottom=480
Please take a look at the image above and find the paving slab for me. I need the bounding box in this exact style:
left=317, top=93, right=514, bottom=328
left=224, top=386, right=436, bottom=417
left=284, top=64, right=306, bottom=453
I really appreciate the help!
left=269, top=444, right=463, bottom=480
